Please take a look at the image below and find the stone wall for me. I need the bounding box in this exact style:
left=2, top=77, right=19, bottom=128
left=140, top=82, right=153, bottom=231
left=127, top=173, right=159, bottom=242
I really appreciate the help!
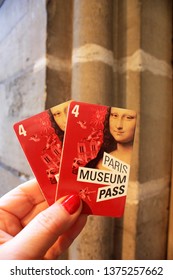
left=0, top=0, right=47, bottom=195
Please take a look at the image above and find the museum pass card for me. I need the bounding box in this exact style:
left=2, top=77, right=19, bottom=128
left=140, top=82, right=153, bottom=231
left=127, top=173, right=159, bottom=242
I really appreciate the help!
left=57, top=101, right=137, bottom=217
left=13, top=101, right=71, bottom=205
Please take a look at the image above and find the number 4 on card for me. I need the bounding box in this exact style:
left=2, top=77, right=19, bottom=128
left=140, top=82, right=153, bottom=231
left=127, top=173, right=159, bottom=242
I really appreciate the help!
left=71, top=104, right=80, bottom=117
left=18, top=124, right=27, bottom=136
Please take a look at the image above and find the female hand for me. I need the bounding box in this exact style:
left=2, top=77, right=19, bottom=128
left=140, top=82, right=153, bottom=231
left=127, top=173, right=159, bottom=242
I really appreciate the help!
left=0, top=179, right=87, bottom=260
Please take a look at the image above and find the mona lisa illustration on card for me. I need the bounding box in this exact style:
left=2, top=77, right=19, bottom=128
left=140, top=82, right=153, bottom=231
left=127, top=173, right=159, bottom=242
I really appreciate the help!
left=57, top=101, right=137, bottom=217
left=13, top=100, right=71, bottom=205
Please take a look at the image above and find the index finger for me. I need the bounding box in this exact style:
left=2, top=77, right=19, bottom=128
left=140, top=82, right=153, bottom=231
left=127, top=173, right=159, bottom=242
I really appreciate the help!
left=0, top=179, right=47, bottom=219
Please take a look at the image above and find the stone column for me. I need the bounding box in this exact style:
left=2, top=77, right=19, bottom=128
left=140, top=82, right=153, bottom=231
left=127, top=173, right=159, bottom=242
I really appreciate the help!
left=71, top=0, right=114, bottom=106
left=46, top=0, right=73, bottom=107
left=114, top=0, right=172, bottom=259
left=69, top=0, right=115, bottom=259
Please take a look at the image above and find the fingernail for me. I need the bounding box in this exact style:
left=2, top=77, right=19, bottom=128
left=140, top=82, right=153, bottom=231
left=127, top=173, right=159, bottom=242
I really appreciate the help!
left=61, top=194, right=81, bottom=215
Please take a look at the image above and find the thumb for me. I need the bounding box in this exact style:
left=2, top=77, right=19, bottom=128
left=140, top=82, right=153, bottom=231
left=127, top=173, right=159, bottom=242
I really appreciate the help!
left=0, top=194, right=82, bottom=259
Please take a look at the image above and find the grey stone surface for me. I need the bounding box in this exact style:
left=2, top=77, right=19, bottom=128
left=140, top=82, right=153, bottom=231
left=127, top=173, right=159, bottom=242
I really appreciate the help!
left=0, top=165, right=32, bottom=198
left=0, top=0, right=47, bottom=185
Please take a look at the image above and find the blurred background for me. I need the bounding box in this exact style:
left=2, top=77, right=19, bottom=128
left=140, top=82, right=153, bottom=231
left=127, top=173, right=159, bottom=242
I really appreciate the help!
left=0, top=0, right=172, bottom=259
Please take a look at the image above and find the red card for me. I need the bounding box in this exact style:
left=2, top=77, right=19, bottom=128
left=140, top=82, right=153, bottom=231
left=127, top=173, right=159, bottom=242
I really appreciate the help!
left=13, top=101, right=71, bottom=205
left=57, top=101, right=137, bottom=217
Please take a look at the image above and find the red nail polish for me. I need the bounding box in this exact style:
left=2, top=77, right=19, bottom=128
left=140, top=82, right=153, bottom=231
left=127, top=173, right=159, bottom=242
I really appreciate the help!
left=61, top=194, right=81, bottom=215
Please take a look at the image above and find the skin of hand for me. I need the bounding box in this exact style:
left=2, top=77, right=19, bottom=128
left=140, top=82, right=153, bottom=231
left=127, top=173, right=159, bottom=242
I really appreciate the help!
left=0, top=179, right=87, bottom=260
